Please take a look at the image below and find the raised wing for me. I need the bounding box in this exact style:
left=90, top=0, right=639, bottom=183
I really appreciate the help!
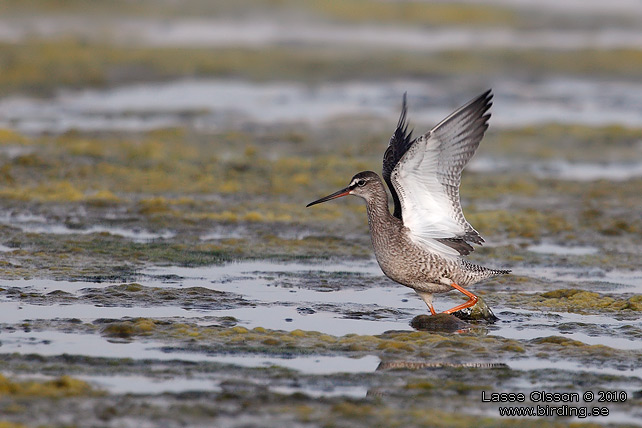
left=382, top=93, right=413, bottom=220
left=390, top=90, right=492, bottom=257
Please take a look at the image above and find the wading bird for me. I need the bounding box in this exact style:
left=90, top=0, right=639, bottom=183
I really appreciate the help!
left=307, top=90, right=510, bottom=315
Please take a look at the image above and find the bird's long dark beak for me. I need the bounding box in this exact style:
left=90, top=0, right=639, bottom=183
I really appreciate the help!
left=306, top=186, right=351, bottom=207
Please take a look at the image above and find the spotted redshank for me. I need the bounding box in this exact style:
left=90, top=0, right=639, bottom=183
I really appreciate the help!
left=307, top=90, right=510, bottom=315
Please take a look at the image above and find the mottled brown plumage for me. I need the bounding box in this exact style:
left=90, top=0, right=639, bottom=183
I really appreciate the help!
left=307, top=91, right=510, bottom=315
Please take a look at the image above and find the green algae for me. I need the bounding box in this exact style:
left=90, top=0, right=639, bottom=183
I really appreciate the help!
left=5, top=39, right=642, bottom=97
left=163, top=325, right=639, bottom=368
left=1, top=0, right=522, bottom=28
left=466, top=209, right=572, bottom=239
left=304, top=0, right=519, bottom=27
left=100, top=318, right=158, bottom=338
left=486, top=123, right=642, bottom=162
left=510, top=289, right=642, bottom=314
left=4, top=125, right=640, bottom=274
left=16, top=319, right=638, bottom=372
left=1, top=282, right=252, bottom=312
left=314, top=401, right=610, bottom=428
left=0, top=350, right=637, bottom=428
left=0, top=374, right=99, bottom=398
left=0, top=232, right=238, bottom=280
left=0, top=422, right=27, bottom=428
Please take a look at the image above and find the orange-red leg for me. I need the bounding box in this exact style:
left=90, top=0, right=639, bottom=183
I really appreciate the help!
left=442, top=282, right=478, bottom=314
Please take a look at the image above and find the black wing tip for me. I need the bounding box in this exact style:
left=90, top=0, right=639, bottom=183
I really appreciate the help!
left=473, top=89, right=493, bottom=113
left=479, top=88, right=493, bottom=102
left=383, top=92, right=415, bottom=221
left=470, top=89, right=493, bottom=113
left=396, top=92, right=410, bottom=134
left=458, top=89, right=493, bottom=132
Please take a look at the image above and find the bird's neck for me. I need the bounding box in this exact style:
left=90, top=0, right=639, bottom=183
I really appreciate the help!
left=364, top=184, right=397, bottom=232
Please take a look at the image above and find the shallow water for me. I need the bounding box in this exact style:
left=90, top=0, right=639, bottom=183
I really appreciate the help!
left=513, top=265, right=642, bottom=294
left=470, top=157, right=642, bottom=181
left=3, top=259, right=640, bottom=358
left=79, top=374, right=370, bottom=398
left=3, top=14, right=642, bottom=50
left=0, top=328, right=380, bottom=373
left=0, top=211, right=174, bottom=242
left=4, top=77, right=642, bottom=134
left=1, top=256, right=640, bottom=427
left=526, top=243, right=599, bottom=255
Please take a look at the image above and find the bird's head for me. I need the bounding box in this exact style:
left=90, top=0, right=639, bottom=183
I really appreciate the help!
left=306, top=171, right=381, bottom=207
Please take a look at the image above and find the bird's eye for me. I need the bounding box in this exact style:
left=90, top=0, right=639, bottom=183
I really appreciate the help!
left=357, top=179, right=366, bottom=187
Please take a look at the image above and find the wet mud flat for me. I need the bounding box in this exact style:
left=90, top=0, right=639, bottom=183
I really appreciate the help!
left=1, top=85, right=642, bottom=428
left=0, top=121, right=641, bottom=427
left=0, top=102, right=641, bottom=426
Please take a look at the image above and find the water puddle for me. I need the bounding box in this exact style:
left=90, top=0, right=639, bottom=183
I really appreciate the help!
left=0, top=145, right=36, bottom=159
left=3, top=16, right=642, bottom=51
left=0, top=211, right=174, bottom=242
left=470, top=157, right=642, bottom=181
left=491, top=309, right=641, bottom=350
left=80, top=374, right=221, bottom=395
left=507, top=357, right=642, bottom=378
left=5, top=371, right=368, bottom=399
left=205, top=354, right=380, bottom=375
left=4, top=77, right=642, bottom=134
left=533, top=160, right=642, bottom=181
left=270, top=384, right=369, bottom=398
left=0, top=300, right=209, bottom=324
left=478, top=0, right=642, bottom=16
left=526, top=243, right=599, bottom=255
left=77, top=374, right=369, bottom=398
left=513, top=265, right=642, bottom=294
left=145, top=259, right=383, bottom=281
left=205, top=306, right=412, bottom=336
left=0, top=329, right=380, bottom=375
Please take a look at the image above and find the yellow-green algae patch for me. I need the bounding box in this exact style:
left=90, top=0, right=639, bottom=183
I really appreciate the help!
left=0, top=422, right=27, bottom=428
left=312, top=402, right=607, bottom=428
left=0, top=375, right=99, bottom=398
left=466, top=209, right=572, bottom=239
left=5, top=39, right=642, bottom=96
left=511, top=289, right=642, bottom=313
left=0, top=181, right=85, bottom=203
left=80, top=322, right=637, bottom=369
left=1, top=0, right=522, bottom=28
left=486, top=123, right=642, bottom=162
left=101, top=317, right=158, bottom=338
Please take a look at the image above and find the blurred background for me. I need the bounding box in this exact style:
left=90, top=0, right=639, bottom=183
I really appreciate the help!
left=3, top=0, right=642, bottom=130
left=1, top=0, right=641, bottom=230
